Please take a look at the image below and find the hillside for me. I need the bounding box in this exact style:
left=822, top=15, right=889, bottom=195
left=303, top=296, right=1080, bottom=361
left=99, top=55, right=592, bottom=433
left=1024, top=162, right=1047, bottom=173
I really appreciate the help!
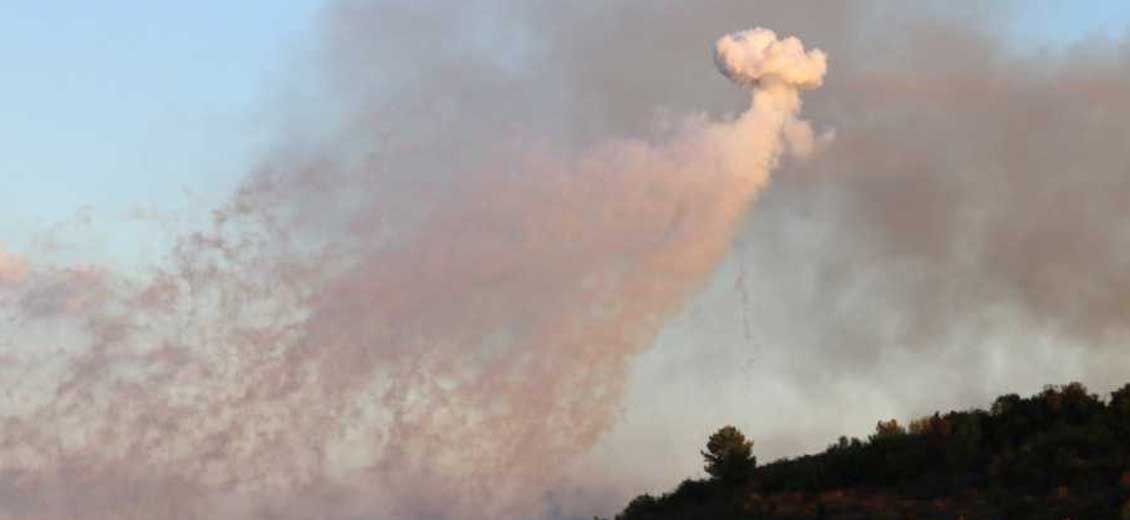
left=607, top=382, right=1130, bottom=520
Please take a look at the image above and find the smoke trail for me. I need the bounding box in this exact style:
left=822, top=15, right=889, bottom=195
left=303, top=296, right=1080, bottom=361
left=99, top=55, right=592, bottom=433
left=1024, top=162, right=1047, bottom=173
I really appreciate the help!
left=0, top=23, right=825, bottom=520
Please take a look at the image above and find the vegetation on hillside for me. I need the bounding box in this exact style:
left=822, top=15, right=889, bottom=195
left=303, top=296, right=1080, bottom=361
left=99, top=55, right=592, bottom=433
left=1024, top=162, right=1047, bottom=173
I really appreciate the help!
left=607, top=382, right=1130, bottom=519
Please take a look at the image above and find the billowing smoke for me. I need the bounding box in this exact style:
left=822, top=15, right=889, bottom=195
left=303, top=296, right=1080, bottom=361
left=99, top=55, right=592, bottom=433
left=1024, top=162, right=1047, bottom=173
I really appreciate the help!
left=714, top=29, right=827, bottom=91
left=0, top=15, right=824, bottom=520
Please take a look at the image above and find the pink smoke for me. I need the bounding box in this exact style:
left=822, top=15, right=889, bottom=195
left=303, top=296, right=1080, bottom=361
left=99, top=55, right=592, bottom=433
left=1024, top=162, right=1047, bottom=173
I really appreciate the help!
left=0, top=20, right=826, bottom=520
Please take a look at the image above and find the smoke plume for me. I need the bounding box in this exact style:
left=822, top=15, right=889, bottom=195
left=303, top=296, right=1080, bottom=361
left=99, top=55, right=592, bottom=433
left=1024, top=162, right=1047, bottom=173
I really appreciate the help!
left=0, top=15, right=824, bottom=520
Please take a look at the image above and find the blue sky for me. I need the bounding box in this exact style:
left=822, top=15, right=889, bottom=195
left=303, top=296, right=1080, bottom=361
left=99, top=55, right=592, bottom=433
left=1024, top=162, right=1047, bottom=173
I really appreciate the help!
left=1, top=1, right=1128, bottom=264
left=1, top=1, right=324, bottom=263
left=1012, top=1, right=1130, bottom=48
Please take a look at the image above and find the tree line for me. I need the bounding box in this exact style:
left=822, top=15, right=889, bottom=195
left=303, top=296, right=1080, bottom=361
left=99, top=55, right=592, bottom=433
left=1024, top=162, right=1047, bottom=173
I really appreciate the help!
left=609, top=382, right=1130, bottom=519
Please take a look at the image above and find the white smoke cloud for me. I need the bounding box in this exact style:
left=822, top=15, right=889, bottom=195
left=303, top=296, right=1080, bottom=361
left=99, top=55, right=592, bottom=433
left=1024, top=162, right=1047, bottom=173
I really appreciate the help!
left=714, top=28, right=830, bottom=160
left=714, top=28, right=827, bottom=91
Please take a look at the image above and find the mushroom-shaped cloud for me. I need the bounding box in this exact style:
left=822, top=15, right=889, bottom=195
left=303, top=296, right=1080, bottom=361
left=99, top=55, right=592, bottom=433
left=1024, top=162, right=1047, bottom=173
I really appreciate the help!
left=714, top=28, right=827, bottom=91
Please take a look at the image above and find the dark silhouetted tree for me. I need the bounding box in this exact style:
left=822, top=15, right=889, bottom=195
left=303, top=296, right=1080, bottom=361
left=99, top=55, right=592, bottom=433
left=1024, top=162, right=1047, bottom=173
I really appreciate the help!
left=873, top=419, right=906, bottom=438
left=1111, top=384, right=1130, bottom=417
left=701, top=425, right=756, bottom=483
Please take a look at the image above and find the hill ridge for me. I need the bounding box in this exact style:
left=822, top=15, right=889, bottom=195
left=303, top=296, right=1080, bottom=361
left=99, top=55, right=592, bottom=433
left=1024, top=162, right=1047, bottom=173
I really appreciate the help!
left=607, top=381, right=1130, bottom=519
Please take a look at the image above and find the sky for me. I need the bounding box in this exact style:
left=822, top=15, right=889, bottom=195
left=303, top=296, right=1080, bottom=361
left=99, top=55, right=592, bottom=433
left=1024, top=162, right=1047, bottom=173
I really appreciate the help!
left=2, top=1, right=1129, bottom=261
left=2, top=2, right=1130, bottom=520
left=1013, top=1, right=1130, bottom=49
left=1, top=1, right=323, bottom=264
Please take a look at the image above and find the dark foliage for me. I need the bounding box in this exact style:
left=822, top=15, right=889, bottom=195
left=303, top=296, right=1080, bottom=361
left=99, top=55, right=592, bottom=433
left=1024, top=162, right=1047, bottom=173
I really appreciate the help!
left=702, top=425, right=757, bottom=483
left=610, top=382, right=1130, bottom=520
